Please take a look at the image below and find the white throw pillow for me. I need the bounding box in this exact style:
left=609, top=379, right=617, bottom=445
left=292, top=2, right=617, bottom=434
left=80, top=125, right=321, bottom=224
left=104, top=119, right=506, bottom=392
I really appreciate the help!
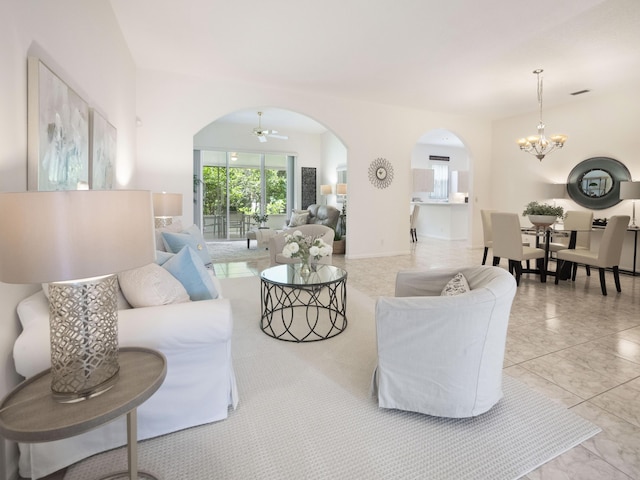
left=440, top=272, right=470, bottom=296
left=289, top=210, right=309, bottom=227
left=118, top=263, right=190, bottom=307
left=154, top=220, right=183, bottom=251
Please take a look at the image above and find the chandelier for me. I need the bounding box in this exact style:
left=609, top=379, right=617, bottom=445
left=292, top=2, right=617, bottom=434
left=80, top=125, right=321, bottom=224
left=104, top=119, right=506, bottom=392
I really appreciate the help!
left=517, top=69, right=567, bottom=161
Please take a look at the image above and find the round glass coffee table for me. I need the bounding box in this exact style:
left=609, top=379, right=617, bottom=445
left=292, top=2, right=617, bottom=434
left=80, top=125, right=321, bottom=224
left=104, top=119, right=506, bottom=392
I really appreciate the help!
left=260, top=264, right=348, bottom=342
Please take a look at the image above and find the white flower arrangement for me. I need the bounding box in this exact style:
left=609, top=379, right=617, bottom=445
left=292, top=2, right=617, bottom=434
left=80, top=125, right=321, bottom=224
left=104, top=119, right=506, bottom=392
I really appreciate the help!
left=282, top=230, right=332, bottom=264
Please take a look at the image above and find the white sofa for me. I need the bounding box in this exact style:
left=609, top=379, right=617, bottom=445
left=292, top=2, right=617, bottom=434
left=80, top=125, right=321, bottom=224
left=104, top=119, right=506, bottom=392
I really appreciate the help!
left=13, top=275, right=238, bottom=479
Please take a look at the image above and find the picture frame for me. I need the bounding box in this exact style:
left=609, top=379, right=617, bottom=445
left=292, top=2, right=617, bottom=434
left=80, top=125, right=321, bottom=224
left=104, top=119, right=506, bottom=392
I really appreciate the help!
left=27, top=57, right=89, bottom=191
left=89, top=109, right=116, bottom=189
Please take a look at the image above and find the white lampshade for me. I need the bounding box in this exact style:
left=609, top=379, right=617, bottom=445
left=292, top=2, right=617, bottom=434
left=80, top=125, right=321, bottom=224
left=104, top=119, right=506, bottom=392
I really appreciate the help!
left=153, top=192, right=183, bottom=217
left=336, top=183, right=347, bottom=195
left=619, top=181, right=640, bottom=200
left=320, top=184, right=332, bottom=195
left=0, top=190, right=155, bottom=284
left=412, top=169, right=434, bottom=192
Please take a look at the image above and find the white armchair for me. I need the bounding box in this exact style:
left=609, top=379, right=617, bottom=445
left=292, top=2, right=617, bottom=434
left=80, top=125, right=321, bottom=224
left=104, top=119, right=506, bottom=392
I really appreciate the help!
left=372, top=266, right=517, bottom=418
left=269, top=224, right=334, bottom=266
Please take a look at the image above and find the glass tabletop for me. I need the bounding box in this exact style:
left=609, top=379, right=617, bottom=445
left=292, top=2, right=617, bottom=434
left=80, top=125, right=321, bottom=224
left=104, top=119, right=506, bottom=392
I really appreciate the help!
left=260, top=264, right=347, bottom=287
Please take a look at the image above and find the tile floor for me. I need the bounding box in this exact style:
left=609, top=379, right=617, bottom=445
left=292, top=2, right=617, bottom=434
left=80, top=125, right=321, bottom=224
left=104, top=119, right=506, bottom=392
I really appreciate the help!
left=212, top=236, right=640, bottom=480
left=33, top=236, right=640, bottom=479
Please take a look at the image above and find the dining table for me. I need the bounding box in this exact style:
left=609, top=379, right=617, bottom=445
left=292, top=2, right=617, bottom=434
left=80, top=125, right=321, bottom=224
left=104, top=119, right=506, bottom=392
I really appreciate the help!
left=521, top=226, right=576, bottom=280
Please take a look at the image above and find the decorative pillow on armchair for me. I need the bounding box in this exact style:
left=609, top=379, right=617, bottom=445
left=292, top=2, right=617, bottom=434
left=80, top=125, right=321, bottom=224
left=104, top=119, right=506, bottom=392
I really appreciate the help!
left=440, top=272, right=470, bottom=296
left=289, top=210, right=309, bottom=227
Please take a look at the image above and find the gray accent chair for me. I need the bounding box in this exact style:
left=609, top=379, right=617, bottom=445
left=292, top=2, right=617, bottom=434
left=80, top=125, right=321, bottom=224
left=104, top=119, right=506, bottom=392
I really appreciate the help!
left=293, top=204, right=340, bottom=231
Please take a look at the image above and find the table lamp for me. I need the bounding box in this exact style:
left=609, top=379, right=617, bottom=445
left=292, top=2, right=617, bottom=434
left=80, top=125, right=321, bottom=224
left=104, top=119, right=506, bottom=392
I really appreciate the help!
left=619, top=181, right=640, bottom=229
left=153, top=192, right=183, bottom=227
left=320, top=185, right=332, bottom=205
left=336, top=183, right=347, bottom=215
left=0, top=190, right=155, bottom=402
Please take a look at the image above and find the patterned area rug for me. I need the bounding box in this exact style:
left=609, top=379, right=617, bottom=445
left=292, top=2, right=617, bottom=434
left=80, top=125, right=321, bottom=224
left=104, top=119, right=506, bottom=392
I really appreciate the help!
left=207, top=240, right=269, bottom=263
left=64, top=277, right=600, bottom=480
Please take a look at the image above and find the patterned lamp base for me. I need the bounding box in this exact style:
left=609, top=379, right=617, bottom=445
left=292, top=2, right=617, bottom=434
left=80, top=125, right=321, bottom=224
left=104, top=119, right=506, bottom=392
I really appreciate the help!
left=48, top=275, right=120, bottom=403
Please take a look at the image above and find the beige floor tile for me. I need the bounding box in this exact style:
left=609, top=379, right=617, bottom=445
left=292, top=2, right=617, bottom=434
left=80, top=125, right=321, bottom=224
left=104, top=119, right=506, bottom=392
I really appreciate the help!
left=526, top=445, right=633, bottom=479
left=573, top=401, right=640, bottom=479
left=590, top=378, right=640, bottom=428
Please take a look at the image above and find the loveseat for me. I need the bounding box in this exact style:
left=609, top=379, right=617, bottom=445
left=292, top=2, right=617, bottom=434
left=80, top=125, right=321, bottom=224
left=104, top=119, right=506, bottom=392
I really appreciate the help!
left=12, top=224, right=238, bottom=479
left=286, top=204, right=340, bottom=231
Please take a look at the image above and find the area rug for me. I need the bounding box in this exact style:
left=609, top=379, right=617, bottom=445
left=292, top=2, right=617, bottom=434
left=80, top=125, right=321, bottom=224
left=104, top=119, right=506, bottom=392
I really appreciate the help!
left=64, top=276, right=600, bottom=480
left=207, top=240, right=269, bottom=263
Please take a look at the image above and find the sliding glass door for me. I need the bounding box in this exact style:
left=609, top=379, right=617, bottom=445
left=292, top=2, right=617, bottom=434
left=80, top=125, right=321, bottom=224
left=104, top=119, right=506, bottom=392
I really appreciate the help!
left=198, top=151, right=290, bottom=241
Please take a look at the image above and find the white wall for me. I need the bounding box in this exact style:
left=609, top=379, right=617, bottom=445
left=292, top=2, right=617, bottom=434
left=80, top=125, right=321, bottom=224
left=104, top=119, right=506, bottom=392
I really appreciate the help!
left=134, top=69, right=494, bottom=259
left=0, top=2, right=136, bottom=477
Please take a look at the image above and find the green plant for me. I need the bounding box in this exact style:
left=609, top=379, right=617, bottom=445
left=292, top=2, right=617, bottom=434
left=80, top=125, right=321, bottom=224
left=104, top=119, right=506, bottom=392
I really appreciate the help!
left=521, top=201, right=565, bottom=219
left=252, top=212, right=269, bottom=224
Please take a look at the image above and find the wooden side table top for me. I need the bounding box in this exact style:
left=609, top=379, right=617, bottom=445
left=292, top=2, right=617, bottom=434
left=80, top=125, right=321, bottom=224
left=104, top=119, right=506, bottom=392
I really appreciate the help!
left=0, top=347, right=166, bottom=443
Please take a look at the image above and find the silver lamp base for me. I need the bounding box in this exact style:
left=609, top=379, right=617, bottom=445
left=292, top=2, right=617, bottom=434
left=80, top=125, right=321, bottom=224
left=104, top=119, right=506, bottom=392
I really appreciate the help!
left=48, top=275, right=120, bottom=403
left=154, top=217, right=173, bottom=228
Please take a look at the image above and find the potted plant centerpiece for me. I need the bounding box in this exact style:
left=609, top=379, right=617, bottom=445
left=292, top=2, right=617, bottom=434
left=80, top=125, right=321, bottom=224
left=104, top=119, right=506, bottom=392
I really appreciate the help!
left=252, top=212, right=269, bottom=228
left=522, top=201, right=564, bottom=228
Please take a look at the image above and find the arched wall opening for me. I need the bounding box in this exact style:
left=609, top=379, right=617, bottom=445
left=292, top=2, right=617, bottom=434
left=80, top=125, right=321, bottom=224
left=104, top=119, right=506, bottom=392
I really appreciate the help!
left=192, top=107, right=348, bottom=243
left=411, top=128, right=472, bottom=244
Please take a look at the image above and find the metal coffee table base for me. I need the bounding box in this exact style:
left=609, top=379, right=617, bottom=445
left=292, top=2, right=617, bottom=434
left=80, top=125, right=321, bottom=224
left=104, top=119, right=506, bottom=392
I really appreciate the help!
left=261, top=278, right=347, bottom=342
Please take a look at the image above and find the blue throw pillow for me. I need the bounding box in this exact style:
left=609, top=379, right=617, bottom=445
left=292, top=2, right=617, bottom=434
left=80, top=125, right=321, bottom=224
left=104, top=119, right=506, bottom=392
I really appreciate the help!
left=162, top=246, right=219, bottom=301
left=154, top=250, right=175, bottom=266
left=161, top=231, right=211, bottom=267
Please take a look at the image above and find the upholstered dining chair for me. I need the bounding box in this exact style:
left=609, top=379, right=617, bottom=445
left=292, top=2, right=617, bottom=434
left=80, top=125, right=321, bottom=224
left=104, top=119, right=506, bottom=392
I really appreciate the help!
left=555, top=215, right=630, bottom=295
left=410, top=204, right=420, bottom=242
left=480, top=209, right=495, bottom=265
left=372, top=266, right=517, bottom=418
left=268, top=224, right=334, bottom=266
left=548, top=210, right=594, bottom=278
left=491, top=212, right=547, bottom=285
left=549, top=210, right=594, bottom=254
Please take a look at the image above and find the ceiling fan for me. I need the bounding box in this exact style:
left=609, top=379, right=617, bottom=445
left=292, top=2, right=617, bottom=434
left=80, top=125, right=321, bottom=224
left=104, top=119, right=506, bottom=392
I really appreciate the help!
left=252, top=111, right=288, bottom=143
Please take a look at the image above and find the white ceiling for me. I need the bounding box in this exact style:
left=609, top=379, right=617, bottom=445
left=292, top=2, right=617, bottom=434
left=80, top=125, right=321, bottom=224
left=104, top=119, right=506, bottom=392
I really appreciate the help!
left=110, top=0, right=640, bottom=138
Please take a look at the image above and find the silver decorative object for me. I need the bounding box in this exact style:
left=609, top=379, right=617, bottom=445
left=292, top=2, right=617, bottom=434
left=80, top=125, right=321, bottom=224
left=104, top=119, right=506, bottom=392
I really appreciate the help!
left=49, top=275, right=120, bottom=402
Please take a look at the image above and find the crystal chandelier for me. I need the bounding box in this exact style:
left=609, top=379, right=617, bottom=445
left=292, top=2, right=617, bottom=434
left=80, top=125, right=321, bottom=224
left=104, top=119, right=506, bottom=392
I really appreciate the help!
left=517, top=69, right=567, bottom=161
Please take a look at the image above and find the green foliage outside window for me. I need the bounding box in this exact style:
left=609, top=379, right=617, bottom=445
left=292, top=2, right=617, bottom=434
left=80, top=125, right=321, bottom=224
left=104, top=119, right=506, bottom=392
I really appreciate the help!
left=202, top=166, right=287, bottom=216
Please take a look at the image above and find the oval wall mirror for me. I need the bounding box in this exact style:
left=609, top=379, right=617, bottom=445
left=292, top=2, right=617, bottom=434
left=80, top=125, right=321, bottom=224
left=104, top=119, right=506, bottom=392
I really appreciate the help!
left=566, top=157, right=631, bottom=209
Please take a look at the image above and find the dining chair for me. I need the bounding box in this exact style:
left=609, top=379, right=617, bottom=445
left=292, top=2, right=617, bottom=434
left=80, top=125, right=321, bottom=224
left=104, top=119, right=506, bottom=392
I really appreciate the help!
left=491, top=212, right=547, bottom=285
left=410, top=204, right=420, bottom=242
left=480, top=209, right=495, bottom=265
left=555, top=215, right=630, bottom=295
left=549, top=210, right=594, bottom=278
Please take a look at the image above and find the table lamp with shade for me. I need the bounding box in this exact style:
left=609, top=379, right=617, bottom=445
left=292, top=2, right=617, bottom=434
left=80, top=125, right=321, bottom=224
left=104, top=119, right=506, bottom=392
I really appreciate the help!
left=620, top=181, right=640, bottom=229
left=320, top=184, right=332, bottom=205
left=0, top=190, right=155, bottom=402
left=152, top=192, right=183, bottom=227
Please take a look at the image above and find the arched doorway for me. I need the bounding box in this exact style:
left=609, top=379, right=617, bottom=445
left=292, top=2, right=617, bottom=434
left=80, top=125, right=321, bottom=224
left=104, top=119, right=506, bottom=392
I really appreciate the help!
left=192, top=107, right=347, bottom=242
left=411, top=128, right=471, bottom=241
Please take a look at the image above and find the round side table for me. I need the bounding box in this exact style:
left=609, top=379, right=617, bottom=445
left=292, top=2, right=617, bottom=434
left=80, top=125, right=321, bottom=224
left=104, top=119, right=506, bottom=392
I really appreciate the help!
left=0, top=347, right=167, bottom=480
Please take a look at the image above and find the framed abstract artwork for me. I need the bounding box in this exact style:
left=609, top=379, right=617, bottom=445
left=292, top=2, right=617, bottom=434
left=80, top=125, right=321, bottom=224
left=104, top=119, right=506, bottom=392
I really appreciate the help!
left=301, top=167, right=316, bottom=210
left=89, top=109, right=116, bottom=189
left=27, top=57, right=89, bottom=191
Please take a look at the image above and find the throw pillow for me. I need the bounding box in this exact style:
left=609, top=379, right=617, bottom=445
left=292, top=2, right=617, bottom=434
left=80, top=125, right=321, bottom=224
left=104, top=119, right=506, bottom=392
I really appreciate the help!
left=440, top=272, right=470, bottom=296
left=161, top=231, right=212, bottom=267
left=289, top=210, right=309, bottom=227
left=162, top=246, right=219, bottom=301
left=154, top=250, right=175, bottom=266
left=117, top=263, right=190, bottom=308
left=154, top=220, right=183, bottom=251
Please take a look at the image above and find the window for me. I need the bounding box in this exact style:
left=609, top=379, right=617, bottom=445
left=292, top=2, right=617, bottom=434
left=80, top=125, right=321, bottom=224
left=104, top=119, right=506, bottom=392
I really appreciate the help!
left=197, top=150, right=292, bottom=240
left=430, top=164, right=449, bottom=200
